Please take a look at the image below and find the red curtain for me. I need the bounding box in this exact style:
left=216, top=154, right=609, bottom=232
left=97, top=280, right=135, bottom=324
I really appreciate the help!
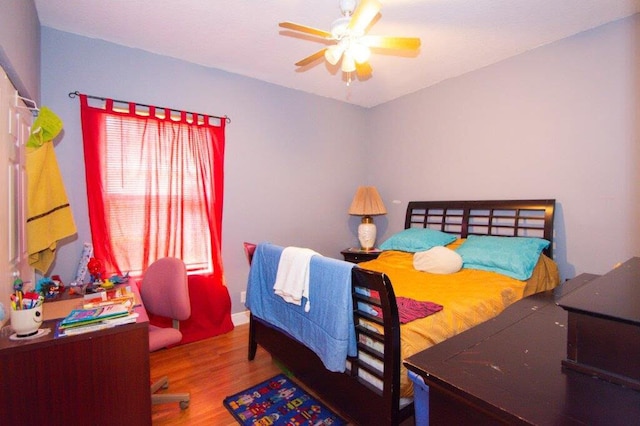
left=80, top=94, right=232, bottom=341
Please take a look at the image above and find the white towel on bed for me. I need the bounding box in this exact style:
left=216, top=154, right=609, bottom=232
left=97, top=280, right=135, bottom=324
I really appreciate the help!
left=273, top=246, right=320, bottom=312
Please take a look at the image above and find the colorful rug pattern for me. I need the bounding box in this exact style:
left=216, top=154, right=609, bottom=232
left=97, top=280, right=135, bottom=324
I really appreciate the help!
left=223, top=374, right=347, bottom=425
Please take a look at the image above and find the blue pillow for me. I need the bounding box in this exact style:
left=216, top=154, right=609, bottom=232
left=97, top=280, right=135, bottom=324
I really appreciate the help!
left=379, top=228, right=457, bottom=253
left=455, top=235, right=550, bottom=280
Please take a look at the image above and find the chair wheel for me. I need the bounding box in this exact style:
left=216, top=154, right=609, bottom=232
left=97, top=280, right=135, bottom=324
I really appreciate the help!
left=179, top=401, right=189, bottom=410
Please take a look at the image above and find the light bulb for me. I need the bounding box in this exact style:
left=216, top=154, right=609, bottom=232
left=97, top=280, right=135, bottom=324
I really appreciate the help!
left=350, top=43, right=371, bottom=64
left=325, top=44, right=345, bottom=66
left=341, top=52, right=356, bottom=73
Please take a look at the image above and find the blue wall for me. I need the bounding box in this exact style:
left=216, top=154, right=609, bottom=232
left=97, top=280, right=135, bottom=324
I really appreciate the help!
left=40, top=28, right=368, bottom=313
left=3, top=2, right=638, bottom=313
left=0, top=0, right=40, bottom=100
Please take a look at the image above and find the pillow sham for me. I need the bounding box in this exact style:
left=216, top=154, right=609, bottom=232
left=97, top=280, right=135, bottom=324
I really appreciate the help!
left=455, top=235, right=550, bottom=280
left=379, top=228, right=457, bottom=253
left=413, top=246, right=463, bottom=274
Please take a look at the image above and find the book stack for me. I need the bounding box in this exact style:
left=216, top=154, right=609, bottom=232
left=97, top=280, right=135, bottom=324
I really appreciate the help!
left=83, top=285, right=137, bottom=309
left=56, top=304, right=138, bottom=337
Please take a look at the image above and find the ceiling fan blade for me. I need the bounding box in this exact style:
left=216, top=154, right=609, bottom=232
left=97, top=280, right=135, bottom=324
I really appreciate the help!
left=295, top=48, right=328, bottom=67
left=279, top=22, right=333, bottom=39
left=348, top=0, right=381, bottom=34
left=355, top=61, right=373, bottom=79
left=362, top=35, right=421, bottom=50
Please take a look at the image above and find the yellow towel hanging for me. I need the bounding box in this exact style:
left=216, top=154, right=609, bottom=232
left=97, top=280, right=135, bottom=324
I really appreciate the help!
left=26, top=107, right=76, bottom=274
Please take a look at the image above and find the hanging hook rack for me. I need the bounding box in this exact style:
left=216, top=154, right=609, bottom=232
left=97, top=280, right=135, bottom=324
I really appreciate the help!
left=68, top=91, right=231, bottom=124
left=16, top=94, right=39, bottom=116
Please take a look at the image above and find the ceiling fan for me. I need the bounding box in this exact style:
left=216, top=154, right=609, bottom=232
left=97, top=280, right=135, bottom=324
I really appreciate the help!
left=279, top=0, right=421, bottom=79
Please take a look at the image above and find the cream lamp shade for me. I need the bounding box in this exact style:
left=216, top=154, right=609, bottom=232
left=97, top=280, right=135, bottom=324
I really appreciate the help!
left=348, top=186, right=387, bottom=250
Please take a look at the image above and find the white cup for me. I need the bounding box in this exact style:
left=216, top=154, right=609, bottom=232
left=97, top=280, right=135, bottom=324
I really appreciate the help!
left=10, top=305, right=43, bottom=337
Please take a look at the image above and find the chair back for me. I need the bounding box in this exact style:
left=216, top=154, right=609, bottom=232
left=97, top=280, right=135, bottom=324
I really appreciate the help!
left=243, top=242, right=257, bottom=265
left=141, top=257, right=190, bottom=321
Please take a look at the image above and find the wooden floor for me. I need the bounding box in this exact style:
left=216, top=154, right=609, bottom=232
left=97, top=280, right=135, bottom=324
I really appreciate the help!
left=150, top=323, right=282, bottom=425
left=151, top=323, right=416, bottom=425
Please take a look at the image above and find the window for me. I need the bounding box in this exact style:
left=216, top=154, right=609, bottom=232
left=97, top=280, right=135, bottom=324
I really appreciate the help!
left=80, top=96, right=225, bottom=278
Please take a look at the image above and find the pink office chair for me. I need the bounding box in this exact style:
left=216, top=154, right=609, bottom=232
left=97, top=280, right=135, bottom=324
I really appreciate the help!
left=243, top=242, right=257, bottom=265
left=141, top=257, right=191, bottom=409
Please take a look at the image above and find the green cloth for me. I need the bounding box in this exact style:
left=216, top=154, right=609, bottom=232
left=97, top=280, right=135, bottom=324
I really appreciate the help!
left=26, top=106, right=64, bottom=148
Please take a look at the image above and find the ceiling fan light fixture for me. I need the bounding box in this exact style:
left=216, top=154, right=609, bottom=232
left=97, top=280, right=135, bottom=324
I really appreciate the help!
left=350, top=42, right=371, bottom=64
left=341, top=52, right=356, bottom=73
left=280, top=0, right=421, bottom=81
left=325, top=44, right=345, bottom=66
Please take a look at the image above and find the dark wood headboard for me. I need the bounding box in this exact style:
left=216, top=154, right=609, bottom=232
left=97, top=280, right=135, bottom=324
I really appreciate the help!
left=404, top=199, right=555, bottom=257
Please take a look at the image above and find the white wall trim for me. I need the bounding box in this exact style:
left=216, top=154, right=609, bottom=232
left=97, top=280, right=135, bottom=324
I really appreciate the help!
left=232, top=310, right=250, bottom=326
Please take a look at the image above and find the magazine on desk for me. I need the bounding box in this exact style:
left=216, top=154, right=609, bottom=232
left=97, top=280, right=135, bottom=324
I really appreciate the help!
left=60, top=304, right=131, bottom=329
left=55, top=311, right=139, bottom=337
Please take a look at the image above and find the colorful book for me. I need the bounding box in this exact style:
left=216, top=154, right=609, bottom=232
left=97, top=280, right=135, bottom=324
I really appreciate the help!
left=60, top=304, right=131, bottom=329
left=55, top=313, right=139, bottom=337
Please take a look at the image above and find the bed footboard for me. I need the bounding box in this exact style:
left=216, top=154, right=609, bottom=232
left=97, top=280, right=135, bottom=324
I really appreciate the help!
left=248, top=267, right=412, bottom=425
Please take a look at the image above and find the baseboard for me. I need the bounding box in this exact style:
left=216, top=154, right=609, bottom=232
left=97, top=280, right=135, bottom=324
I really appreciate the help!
left=232, top=310, right=250, bottom=326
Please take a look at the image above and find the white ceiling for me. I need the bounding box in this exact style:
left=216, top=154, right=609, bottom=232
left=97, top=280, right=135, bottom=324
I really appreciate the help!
left=35, top=0, right=640, bottom=108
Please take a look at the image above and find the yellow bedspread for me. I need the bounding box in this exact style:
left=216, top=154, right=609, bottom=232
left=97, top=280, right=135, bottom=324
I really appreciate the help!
left=358, top=249, right=559, bottom=397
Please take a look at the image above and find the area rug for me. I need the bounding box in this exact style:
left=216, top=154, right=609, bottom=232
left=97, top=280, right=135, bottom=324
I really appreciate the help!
left=223, top=374, right=347, bottom=425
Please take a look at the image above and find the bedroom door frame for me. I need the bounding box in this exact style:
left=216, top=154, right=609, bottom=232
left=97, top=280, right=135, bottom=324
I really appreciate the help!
left=0, top=65, right=34, bottom=305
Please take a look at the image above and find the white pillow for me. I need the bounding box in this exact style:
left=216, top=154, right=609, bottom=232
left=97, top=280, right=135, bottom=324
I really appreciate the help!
left=413, top=246, right=463, bottom=274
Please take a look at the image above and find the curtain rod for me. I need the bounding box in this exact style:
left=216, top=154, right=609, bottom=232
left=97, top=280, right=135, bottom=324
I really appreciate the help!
left=68, top=91, right=231, bottom=124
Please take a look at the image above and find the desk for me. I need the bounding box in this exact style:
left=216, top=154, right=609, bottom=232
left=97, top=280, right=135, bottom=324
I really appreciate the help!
left=404, top=274, right=640, bottom=425
left=0, top=287, right=151, bottom=425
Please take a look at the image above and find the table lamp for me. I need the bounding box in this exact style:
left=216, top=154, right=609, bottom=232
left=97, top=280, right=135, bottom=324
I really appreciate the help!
left=348, top=186, right=387, bottom=250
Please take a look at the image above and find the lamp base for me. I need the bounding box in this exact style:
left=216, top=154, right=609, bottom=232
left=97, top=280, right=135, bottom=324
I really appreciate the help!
left=358, top=216, right=377, bottom=250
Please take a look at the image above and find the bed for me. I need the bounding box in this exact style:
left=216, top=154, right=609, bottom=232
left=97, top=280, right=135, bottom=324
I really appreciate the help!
left=246, top=199, right=559, bottom=425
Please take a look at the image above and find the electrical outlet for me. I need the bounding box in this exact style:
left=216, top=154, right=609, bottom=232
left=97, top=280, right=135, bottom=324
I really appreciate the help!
left=240, top=291, right=246, bottom=304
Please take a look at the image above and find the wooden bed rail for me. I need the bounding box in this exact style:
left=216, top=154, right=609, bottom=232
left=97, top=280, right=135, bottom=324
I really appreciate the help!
left=350, top=267, right=411, bottom=425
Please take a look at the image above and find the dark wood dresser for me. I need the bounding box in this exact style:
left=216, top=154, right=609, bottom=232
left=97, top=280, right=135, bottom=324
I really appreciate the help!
left=557, top=257, right=640, bottom=390
left=404, top=273, right=640, bottom=425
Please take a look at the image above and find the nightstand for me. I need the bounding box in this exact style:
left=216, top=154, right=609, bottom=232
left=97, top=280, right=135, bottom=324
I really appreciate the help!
left=341, top=248, right=382, bottom=264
